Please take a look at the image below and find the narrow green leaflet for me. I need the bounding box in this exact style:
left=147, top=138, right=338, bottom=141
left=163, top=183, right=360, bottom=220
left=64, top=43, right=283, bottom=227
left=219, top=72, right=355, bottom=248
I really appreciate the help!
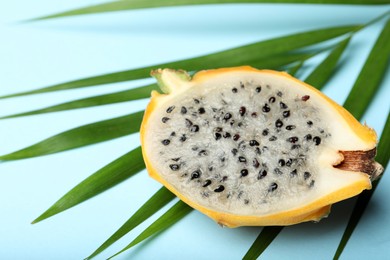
left=242, top=226, right=283, bottom=260
left=286, top=61, right=304, bottom=76
left=334, top=113, right=390, bottom=259
left=0, top=84, right=157, bottom=119
left=241, top=36, right=359, bottom=259
left=304, top=36, right=350, bottom=88
left=34, top=0, right=389, bottom=20
left=0, top=111, right=144, bottom=161
left=32, top=147, right=145, bottom=223
left=343, top=18, right=390, bottom=119
left=0, top=26, right=358, bottom=99
left=86, top=187, right=176, bottom=259
left=109, top=201, right=192, bottom=259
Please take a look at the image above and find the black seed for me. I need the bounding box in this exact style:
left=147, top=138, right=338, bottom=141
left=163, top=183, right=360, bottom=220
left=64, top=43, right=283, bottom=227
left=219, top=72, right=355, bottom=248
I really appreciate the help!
left=290, top=169, right=297, bottom=176
left=253, top=158, right=260, bottom=168
left=191, top=170, right=201, bottom=180
left=170, top=131, right=176, bottom=136
left=233, top=134, right=240, bottom=141
left=258, top=169, right=267, bottom=179
left=198, top=107, right=206, bottom=114
left=240, top=169, right=249, bottom=177
left=166, top=106, right=175, bottom=113
left=185, top=119, right=193, bottom=127
left=223, top=132, right=231, bottom=138
left=291, top=144, right=301, bottom=149
left=274, top=168, right=283, bottom=175
left=277, top=91, right=283, bottom=97
left=286, top=125, right=296, bottom=131
left=238, top=122, right=243, bottom=127
left=313, top=136, right=321, bottom=145
left=231, top=148, right=238, bottom=156
left=190, top=125, right=199, bottom=132
left=304, top=171, right=311, bottom=180
left=262, top=146, right=268, bottom=152
left=244, top=199, right=250, bottom=204
left=224, top=113, right=232, bottom=121
left=214, top=132, right=222, bottom=140
left=307, top=120, right=313, bottom=126
left=304, top=134, right=312, bottom=141
left=280, top=102, right=288, bottom=109
left=238, top=140, right=246, bottom=150
left=262, top=129, right=269, bottom=136
left=255, top=86, right=262, bottom=93
left=288, top=137, right=299, bottom=143
left=215, top=127, right=223, bottom=132
left=239, top=106, right=246, bottom=116
left=169, top=164, right=180, bottom=171
left=283, top=110, right=290, bottom=118
left=249, top=140, right=260, bottom=146
left=251, top=112, right=257, bottom=118
left=192, top=146, right=198, bottom=151
left=180, top=135, right=187, bottom=142
left=181, top=106, right=187, bottom=114
left=214, top=185, right=225, bottom=193
left=208, top=166, right=213, bottom=171
left=240, top=82, right=245, bottom=88
left=198, top=150, right=207, bottom=156
left=161, top=139, right=170, bottom=145
left=269, top=136, right=277, bottom=141
left=230, top=120, right=235, bottom=126
left=278, top=159, right=286, bottom=167
left=302, top=95, right=310, bottom=101
left=220, top=157, right=226, bottom=162
left=232, top=87, right=238, bottom=93
left=262, top=104, right=271, bottom=112
left=286, top=159, right=293, bottom=167
left=238, top=156, right=247, bottom=163
left=309, top=180, right=315, bottom=188
left=194, top=98, right=200, bottom=104
left=222, top=176, right=229, bottom=182
left=268, top=182, right=278, bottom=192
left=203, top=179, right=212, bottom=187
left=275, top=119, right=283, bottom=128
left=162, top=117, right=170, bottom=123
left=269, top=97, right=276, bottom=103
left=255, top=147, right=261, bottom=155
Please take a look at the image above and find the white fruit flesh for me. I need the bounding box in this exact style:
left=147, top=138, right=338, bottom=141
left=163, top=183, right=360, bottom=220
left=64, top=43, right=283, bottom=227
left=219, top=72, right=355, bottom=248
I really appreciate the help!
left=142, top=69, right=374, bottom=218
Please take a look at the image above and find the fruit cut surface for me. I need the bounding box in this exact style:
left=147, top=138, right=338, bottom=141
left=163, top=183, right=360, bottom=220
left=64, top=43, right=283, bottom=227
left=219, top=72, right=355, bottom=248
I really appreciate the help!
left=141, top=66, right=382, bottom=227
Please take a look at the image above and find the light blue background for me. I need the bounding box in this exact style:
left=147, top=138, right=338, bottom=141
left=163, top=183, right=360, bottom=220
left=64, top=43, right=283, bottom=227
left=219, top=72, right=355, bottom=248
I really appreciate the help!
left=0, top=1, right=389, bottom=259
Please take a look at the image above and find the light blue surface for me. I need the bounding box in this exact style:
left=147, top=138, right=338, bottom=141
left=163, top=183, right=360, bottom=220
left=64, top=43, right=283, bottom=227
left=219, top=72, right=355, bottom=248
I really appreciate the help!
left=0, top=2, right=389, bottom=259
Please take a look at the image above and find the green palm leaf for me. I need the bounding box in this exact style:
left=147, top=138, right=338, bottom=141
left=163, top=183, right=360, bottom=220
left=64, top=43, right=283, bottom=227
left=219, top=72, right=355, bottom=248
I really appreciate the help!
left=35, top=0, right=390, bottom=20
left=86, top=187, right=176, bottom=260
left=243, top=226, right=283, bottom=260
left=0, top=84, right=157, bottom=119
left=343, top=19, right=390, bottom=119
left=109, top=201, right=192, bottom=259
left=2, top=3, right=389, bottom=260
left=32, top=147, right=145, bottom=223
left=304, top=36, right=350, bottom=88
left=0, top=111, right=144, bottom=161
